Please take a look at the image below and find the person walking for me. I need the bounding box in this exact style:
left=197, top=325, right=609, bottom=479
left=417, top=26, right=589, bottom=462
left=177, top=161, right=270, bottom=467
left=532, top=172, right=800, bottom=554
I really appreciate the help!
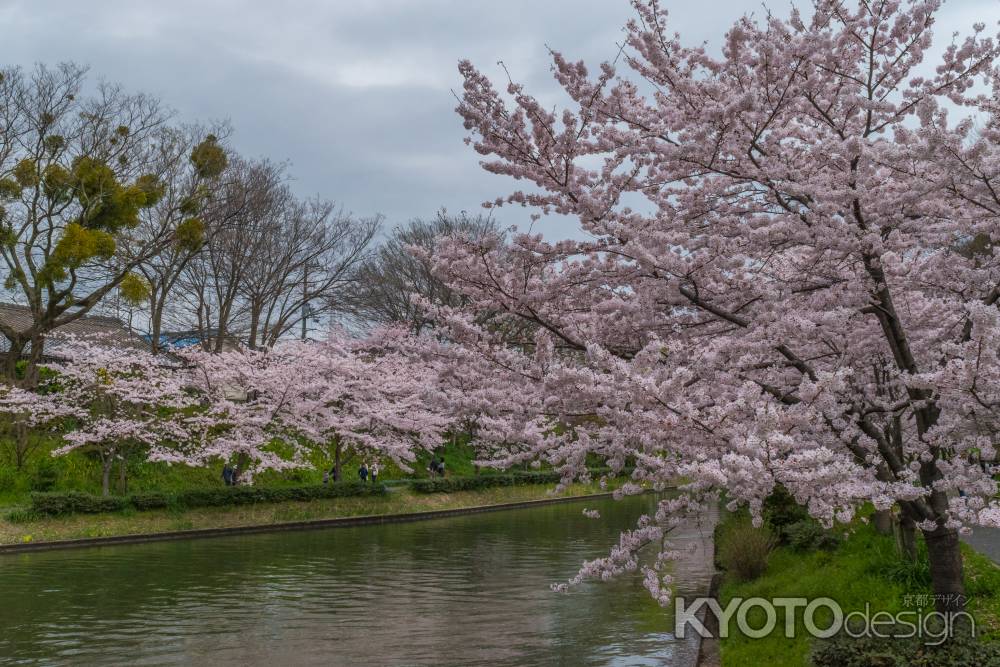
left=322, top=470, right=330, bottom=485
left=370, top=461, right=379, bottom=484
left=359, top=462, right=368, bottom=482
left=222, top=463, right=233, bottom=486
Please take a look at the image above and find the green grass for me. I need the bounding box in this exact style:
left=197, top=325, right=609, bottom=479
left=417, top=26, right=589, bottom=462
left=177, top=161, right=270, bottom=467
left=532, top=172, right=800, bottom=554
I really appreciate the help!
left=717, top=520, right=1000, bottom=666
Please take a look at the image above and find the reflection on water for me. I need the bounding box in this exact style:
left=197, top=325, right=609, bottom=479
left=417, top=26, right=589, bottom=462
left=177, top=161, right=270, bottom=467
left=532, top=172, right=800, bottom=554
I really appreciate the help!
left=0, top=494, right=717, bottom=666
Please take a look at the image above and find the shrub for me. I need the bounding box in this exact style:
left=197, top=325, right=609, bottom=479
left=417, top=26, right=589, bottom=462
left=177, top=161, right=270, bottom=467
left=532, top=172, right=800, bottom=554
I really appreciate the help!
left=128, top=492, right=171, bottom=511
left=30, top=482, right=387, bottom=516
left=30, top=491, right=127, bottom=515
left=813, top=622, right=998, bottom=667
left=763, top=484, right=810, bottom=541
left=784, top=518, right=842, bottom=552
left=409, top=468, right=626, bottom=494
left=717, top=520, right=777, bottom=582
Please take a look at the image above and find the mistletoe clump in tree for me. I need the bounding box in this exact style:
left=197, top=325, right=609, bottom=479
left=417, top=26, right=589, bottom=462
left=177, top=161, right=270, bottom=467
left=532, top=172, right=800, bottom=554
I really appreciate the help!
left=435, top=0, right=1000, bottom=612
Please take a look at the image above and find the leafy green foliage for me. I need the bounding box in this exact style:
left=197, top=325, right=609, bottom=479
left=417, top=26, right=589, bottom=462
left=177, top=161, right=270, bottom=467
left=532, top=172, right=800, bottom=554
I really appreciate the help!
left=174, top=217, right=205, bottom=251
left=31, top=491, right=128, bottom=515
left=30, top=482, right=387, bottom=516
left=12, top=159, right=38, bottom=187
left=763, top=484, right=811, bottom=542
left=812, top=624, right=999, bottom=667
left=190, top=135, right=227, bottom=178
left=119, top=272, right=151, bottom=305
left=785, top=518, right=843, bottom=552
left=411, top=471, right=565, bottom=493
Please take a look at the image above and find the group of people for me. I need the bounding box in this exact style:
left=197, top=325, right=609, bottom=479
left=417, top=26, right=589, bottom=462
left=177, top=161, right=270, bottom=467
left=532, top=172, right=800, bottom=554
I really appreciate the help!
left=427, top=456, right=446, bottom=477
left=221, top=463, right=241, bottom=486
left=357, top=461, right=380, bottom=483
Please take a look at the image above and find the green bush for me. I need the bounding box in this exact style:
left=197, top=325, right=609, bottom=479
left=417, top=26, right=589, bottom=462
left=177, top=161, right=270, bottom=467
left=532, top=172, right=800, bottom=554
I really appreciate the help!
left=30, top=491, right=127, bottom=515
left=30, top=482, right=387, bottom=516
left=784, top=518, right=842, bottom=552
left=763, top=484, right=810, bottom=541
left=717, top=520, right=778, bottom=582
left=128, top=492, right=171, bottom=511
left=410, top=471, right=563, bottom=493
left=812, top=622, right=998, bottom=667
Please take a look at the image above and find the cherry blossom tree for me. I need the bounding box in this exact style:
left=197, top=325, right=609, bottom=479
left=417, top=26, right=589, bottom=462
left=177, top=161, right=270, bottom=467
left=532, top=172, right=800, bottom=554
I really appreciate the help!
left=177, top=328, right=450, bottom=482
left=0, top=385, right=78, bottom=469
left=47, top=339, right=193, bottom=495
left=436, top=0, right=1000, bottom=612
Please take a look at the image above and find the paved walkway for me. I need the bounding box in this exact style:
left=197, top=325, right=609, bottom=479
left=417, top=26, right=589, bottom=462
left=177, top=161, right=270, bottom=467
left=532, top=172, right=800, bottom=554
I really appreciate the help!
left=964, top=527, right=1000, bottom=564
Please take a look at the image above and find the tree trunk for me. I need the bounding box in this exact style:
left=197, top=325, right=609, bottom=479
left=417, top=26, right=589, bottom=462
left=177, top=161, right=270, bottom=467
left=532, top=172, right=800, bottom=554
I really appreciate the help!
left=234, top=451, right=250, bottom=484
left=872, top=509, right=893, bottom=535
left=248, top=302, right=261, bottom=350
left=1, top=337, right=26, bottom=386
left=101, top=457, right=113, bottom=497
left=923, top=526, right=966, bottom=614
left=20, top=334, right=45, bottom=389
left=897, top=513, right=918, bottom=562
left=149, top=296, right=165, bottom=354
left=118, top=457, right=128, bottom=495
left=333, top=441, right=342, bottom=482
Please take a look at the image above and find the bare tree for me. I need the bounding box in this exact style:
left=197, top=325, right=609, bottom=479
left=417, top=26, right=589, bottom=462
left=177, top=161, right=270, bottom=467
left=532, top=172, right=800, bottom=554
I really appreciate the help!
left=177, top=157, right=288, bottom=351
left=241, top=200, right=379, bottom=347
left=344, top=210, right=496, bottom=332
left=126, top=123, right=232, bottom=352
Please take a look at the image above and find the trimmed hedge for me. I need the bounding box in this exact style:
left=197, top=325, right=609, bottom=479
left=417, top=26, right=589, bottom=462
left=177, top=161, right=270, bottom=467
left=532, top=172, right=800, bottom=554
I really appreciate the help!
left=409, top=470, right=621, bottom=494
left=30, top=491, right=128, bottom=516
left=31, top=481, right=386, bottom=516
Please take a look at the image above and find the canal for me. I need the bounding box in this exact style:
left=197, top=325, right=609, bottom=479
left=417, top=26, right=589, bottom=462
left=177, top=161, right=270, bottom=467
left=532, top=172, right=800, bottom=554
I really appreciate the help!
left=0, top=494, right=716, bottom=666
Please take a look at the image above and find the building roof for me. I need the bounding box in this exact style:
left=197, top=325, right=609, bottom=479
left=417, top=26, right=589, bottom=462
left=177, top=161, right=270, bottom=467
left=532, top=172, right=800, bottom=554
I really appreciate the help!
left=0, top=302, right=150, bottom=358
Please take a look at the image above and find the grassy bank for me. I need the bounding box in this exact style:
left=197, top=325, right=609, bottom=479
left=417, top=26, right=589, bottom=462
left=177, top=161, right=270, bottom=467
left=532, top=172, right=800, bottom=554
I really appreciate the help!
left=717, top=521, right=1000, bottom=666
left=0, top=481, right=613, bottom=546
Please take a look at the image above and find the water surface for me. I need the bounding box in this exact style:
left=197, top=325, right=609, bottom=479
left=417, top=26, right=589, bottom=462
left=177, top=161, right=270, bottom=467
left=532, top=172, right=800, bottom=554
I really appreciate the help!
left=0, top=494, right=716, bottom=666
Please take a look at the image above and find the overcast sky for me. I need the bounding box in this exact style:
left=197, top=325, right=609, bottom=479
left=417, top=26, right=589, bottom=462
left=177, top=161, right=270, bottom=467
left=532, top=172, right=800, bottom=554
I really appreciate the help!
left=0, top=0, right=991, bottom=237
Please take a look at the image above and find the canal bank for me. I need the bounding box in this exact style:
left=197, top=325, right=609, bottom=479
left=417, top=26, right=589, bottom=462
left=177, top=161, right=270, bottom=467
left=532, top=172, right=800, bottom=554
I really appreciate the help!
left=0, top=488, right=642, bottom=554
left=0, top=481, right=662, bottom=551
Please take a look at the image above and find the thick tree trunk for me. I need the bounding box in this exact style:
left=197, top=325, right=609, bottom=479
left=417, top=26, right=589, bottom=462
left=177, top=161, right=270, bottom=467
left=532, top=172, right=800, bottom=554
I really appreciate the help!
left=873, top=509, right=893, bottom=535
left=118, top=457, right=128, bottom=495
left=923, top=526, right=966, bottom=614
left=23, top=335, right=44, bottom=387
left=897, top=513, right=918, bottom=562
left=101, top=458, right=113, bottom=497
left=1, top=338, right=26, bottom=386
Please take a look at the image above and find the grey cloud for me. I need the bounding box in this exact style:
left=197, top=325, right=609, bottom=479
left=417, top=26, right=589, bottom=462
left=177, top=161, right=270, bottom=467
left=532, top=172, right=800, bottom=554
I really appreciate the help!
left=0, top=0, right=988, bottom=235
